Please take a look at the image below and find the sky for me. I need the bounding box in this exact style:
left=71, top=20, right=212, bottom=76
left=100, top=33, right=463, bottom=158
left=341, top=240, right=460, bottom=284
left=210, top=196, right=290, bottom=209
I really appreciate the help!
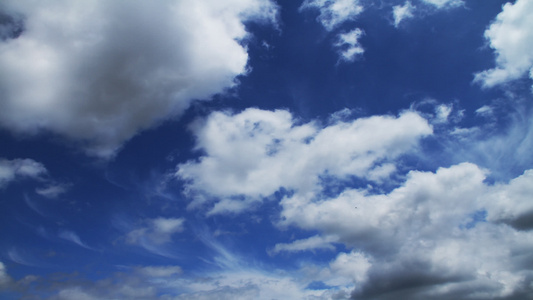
left=0, top=0, right=533, bottom=299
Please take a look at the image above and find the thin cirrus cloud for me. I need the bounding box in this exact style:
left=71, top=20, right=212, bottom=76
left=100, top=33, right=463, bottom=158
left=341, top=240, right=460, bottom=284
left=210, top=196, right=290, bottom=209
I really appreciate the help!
left=0, top=0, right=278, bottom=158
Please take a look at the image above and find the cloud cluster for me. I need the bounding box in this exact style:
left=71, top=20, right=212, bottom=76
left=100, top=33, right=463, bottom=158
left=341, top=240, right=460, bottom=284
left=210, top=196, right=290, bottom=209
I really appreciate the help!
left=175, top=106, right=533, bottom=298
left=177, top=108, right=432, bottom=214
left=335, top=28, right=365, bottom=62
left=475, top=0, right=533, bottom=88
left=0, top=0, right=278, bottom=157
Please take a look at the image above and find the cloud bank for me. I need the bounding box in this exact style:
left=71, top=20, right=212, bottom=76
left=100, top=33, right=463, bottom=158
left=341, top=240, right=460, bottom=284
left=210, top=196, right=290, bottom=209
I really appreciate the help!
left=0, top=0, right=278, bottom=157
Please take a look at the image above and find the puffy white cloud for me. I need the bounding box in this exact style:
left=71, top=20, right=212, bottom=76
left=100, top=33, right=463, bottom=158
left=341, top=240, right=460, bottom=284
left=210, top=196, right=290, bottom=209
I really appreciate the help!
left=335, top=28, right=365, bottom=62
left=279, top=163, right=533, bottom=299
left=474, top=0, right=533, bottom=88
left=0, top=0, right=278, bottom=157
left=485, top=169, right=533, bottom=230
left=392, top=1, right=415, bottom=27
left=0, top=158, right=47, bottom=188
left=176, top=108, right=432, bottom=214
left=300, top=0, right=364, bottom=31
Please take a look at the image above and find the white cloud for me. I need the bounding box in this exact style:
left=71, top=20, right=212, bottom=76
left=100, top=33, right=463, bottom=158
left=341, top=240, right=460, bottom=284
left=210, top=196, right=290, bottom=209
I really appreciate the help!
left=269, top=234, right=338, bottom=255
left=35, top=182, right=70, bottom=198
left=335, top=28, right=365, bottom=62
left=474, top=0, right=533, bottom=88
left=116, top=216, right=185, bottom=257
left=58, top=230, right=95, bottom=250
left=421, top=0, right=463, bottom=9
left=177, top=108, right=432, bottom=214
left=0, top=0, right=278, bottom=157
left=300, top=0, right=364, bottom=31
left=0, top=262, right=13, bottom=289
left=278, top=163, right=533, bottom=299
left=0, top=158, right=47, bottom=188
left=475, top=105, right=494, bottom=117
left=136, top=265, right=182, bottom=278
left=392, top=1, right=415, bottom=27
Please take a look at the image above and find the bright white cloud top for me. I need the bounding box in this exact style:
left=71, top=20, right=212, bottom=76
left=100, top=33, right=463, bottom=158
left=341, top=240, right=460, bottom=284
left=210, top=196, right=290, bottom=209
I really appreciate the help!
left=0, top=0, right=277, bottom=157
left=475, top=0, right=533, bottom=88
left=1, top=0, right=532, bottom=299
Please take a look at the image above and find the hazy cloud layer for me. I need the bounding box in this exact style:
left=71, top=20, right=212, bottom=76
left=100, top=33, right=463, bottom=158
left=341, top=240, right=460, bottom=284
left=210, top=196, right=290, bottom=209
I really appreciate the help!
left=0, top=0, right=278, bottom=157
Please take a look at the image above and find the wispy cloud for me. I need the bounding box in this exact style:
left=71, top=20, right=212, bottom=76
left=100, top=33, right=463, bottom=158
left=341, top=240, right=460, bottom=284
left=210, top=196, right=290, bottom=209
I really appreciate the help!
left=300, top=0, right=364, bottom=31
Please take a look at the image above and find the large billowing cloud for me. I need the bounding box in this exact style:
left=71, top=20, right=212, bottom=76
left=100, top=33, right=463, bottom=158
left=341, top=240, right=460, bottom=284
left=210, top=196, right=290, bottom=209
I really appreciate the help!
left=279, top=163, right=533, bottom=299
left=177, top=108, right=432, bottom=215
left=475, top=0, right=533, bottom=88
left=0, top=0, right=277, bottom=157
left=174, top=106, right=533, bottom=298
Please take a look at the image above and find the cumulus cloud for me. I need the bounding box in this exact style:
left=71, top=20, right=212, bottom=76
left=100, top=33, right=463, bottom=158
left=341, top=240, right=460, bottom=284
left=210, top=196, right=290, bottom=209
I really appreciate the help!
left=392, top=1, right=415, bottom=27
left=335, top=28, right=365, bottom=62
left=0, top=0, right=278, bottom=157
left=300, top=0, right=364, bottom=31
left=0, top=158, right=47, bottom=188
left=278, top=163, right=533, bottom=299
left=474, top=0, right=533, bottom=88
left=176, top=108, right=432, bottom=214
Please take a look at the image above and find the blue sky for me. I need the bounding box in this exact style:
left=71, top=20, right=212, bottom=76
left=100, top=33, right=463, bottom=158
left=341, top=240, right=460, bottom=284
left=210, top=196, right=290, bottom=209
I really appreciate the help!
left=1, top=0, right=533, bottom=299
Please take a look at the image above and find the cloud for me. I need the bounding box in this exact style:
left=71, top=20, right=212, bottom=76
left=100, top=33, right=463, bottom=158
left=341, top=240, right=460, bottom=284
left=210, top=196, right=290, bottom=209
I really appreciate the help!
left=113, top=216, right=185, bottom=257
left=474, top=0, right=533, bottom=88
left=335, top=28, right=365, bottom=62
left=0, top=262, right=13, bottom=289
left=300, top=0, right=364, bottom=31
left=176, top=108, right=432, bottom=214
left=278, top=163, right=533, bottom=299
left=0, top=158, right=47, bottom=188
left=269, top=234, right=338, bottom=255
left=35, top=182, right=70, bottom=199
left=392, top=1, right=415, bottom=27
left=126, top=217, right=185, bottom=246
left=58, top=230, right=95, bottom=250
left=0, top=0, right=278, bottom=158
left=420, top=0, right=463, bottom=9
